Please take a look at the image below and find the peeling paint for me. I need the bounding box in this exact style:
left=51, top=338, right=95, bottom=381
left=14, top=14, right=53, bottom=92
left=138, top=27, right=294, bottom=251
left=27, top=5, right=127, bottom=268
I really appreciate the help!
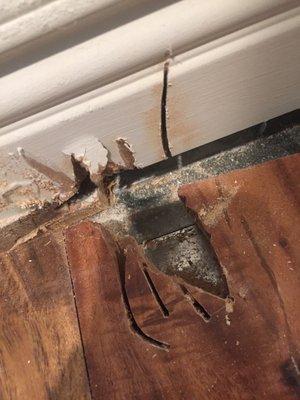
left=63, top=137, right=108, bottom=185
left=17, top=147, right=24, bottom=156
left=0, top=134, right=134, bottom=228
left=0, top=147, right=67, bottom=225
left=116, top=138, right=136, bottom=169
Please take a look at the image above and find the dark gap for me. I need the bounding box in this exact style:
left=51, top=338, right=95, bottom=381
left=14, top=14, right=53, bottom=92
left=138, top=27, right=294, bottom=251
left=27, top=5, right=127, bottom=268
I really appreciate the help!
left=70, top=155, right=97, bottom=198
left=116, top=244, right=170, bottom=350
left=65, top=244, right=94, bottom=399
left=178, top=193, right=230, bottom=299
left=118, top=109, right=299, bottom=188
left=143, top=268, right=169, bottom=317
left=130, top=201, right=194, bottom=243
left=160, top=61, right=172, bottom=158
left=101, top=173, right=117, bottom=205
left=280, top=357, right=300, bottom=395
left=76, top=173, right=97, bottom=197
left=180, top=284, right=211, bottom=322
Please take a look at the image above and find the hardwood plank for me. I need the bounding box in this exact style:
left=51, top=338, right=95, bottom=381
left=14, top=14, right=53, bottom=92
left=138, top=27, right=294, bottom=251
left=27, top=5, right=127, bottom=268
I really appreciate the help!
left=178, top=153, right=300, bottom=399
left=66, top=222, right=175, bottom=399
left=64, top=222, right=268, bottom=399
left=65, top=154, right=300, bottom=399
left=67, top=222, right=230, bottom=399
left=0, top=232, right=91, bottom=400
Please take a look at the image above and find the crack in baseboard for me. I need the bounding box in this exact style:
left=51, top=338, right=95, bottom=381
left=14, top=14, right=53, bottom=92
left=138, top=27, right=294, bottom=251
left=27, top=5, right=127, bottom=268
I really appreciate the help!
left=161, top=60, right=172, bottom=158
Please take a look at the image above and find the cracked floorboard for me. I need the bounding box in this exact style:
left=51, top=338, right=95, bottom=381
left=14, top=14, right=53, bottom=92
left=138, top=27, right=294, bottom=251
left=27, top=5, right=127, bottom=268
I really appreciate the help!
left=0, top=153, right=299, bottom=399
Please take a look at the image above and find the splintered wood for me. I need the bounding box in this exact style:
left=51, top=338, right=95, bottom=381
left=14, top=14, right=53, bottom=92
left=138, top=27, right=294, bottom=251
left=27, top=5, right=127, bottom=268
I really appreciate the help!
left=1, top=153, right=299, bottom=399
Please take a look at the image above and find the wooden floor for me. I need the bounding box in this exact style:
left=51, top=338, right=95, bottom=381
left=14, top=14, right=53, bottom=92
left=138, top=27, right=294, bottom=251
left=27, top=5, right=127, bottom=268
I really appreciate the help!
left=1, top=153, right=299, bottom=399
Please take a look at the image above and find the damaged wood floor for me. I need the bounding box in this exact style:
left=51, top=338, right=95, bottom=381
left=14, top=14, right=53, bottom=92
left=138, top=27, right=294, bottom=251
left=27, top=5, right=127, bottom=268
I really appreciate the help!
left=0, top=153, right=299, bottom=399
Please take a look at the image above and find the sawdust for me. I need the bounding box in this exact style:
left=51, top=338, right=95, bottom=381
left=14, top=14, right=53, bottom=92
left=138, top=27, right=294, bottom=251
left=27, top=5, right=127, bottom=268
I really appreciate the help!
left=225, top=296, right=234, bottom=313
left=92, top=202, right=131, bottom=237
left=198, top=185, right=239, bottom=227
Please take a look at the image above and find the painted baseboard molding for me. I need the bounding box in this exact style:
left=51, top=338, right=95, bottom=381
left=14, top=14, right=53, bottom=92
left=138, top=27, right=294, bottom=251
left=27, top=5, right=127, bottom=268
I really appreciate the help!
left=0, top=1, right=299, bottom=226
left=0, top=0, right=298, bottom=126
left=0, top=0, right=123, bottom=55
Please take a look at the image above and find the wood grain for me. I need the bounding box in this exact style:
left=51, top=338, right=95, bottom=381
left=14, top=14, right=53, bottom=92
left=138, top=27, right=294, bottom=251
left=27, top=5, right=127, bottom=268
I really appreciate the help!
left=65, top=222, right=174, bottom=399
left=66, top=153, right=300, bottom=399
left=0, top=232, right=91, bottom=400
left=178, top=152, right=300, bottom=399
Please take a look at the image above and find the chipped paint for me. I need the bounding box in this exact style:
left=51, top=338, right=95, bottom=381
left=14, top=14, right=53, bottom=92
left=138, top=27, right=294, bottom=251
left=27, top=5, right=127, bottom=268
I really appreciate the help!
left=0, top=148, right=66, bottom=227
left=63, top=137, right=108, bottom=185
left=0, top=113, right=298, bottom=244
left=116, top=138, right=136, bottom=169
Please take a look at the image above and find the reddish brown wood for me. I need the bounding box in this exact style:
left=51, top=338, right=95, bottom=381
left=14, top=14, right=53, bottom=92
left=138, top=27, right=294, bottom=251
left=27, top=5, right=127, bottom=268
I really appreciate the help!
left=0, top=233, right=91, bottom=400
left=65, top=222, right=177, bottom=399
left=66, top=153, right=300, bottom=399
left=178, top=152, right=300, bottom=399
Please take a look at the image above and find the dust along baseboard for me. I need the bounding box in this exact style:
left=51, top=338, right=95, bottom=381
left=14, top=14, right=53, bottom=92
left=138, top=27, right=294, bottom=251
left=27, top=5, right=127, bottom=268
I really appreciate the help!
left=0, top=0, right=299, bottom=226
